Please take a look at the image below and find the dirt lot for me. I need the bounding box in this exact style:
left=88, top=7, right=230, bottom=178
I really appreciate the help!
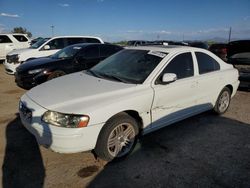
left=0, top=63, right=249, bottom=188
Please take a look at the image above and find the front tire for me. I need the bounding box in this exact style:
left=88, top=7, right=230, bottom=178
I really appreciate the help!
left=94, top=113, right=139, bottom=161
left=214, top=87, right=231, bottom=114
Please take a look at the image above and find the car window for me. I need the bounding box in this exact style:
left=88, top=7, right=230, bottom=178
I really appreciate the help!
left=30, top=38, right=50, bottom=49
left=195, top=52, right=220, bottom=74
left=159, top=52, right=194, bottom=80
left=100, top=45, right=121, bottom=57
left=0, top=35, right=12, bottom=43
left=84, top=46, right=99, bottom=59
left=51, top=45, right=83, bottom=59
left=86, top=38, right=101, bottom=43
left=46, top=38, right=65, bottom=50
left=66, top=38, right=86, bottom=45
left=13, top=35, right=28, bottom=42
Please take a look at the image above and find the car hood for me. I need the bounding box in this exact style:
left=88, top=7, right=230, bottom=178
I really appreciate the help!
left=17, top=57, right=63, bottom=72
left=25, top=72, right=137, bottom=113
left=8, top=48, right=36, bottom=55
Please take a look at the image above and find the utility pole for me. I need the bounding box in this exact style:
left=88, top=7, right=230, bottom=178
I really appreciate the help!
left=157, top=34, right=160, bottom=40
left=228, top=27, right=232, bottom=43
left=51, top=25, right=55, bottom=37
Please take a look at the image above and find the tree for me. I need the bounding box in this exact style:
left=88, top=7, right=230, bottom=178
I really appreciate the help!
left=11, top=27, right=32, bottom=38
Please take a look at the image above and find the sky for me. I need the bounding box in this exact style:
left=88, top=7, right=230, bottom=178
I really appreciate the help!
left=0, top=0, right=249, bottom=42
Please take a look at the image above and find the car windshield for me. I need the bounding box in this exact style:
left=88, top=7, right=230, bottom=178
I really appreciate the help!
left=51, top=45, right=82, bottom=59
left=89, top=49, right=166, bottom=84
left=30, top=38, right=50, bottom=49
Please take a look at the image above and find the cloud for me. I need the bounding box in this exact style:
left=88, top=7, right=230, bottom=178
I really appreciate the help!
left=126, top=30, right=144, bottom=33
left=0, top=12, right=20, bottom=18
left=59, top=3, right=70, bottom=7
left=125, top=30, right=172, bottom=35
left=243, top=16, right=250, bottom=21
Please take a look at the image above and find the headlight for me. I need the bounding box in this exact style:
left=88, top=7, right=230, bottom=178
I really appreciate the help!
left=42, top=111, right=89, bottom=128
left=28, top=68, right=43, bottom=74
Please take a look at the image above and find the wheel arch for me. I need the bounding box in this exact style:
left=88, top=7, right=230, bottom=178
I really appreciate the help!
left=225, top=84, right=233, bottom=95
left=104, top=110, right=144, bottom=132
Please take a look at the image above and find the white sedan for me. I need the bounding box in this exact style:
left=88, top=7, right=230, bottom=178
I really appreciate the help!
left=19, top=46, right=239, bottom=161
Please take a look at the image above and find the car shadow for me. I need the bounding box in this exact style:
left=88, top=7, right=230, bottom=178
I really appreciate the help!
left=2, top=114, right=48, bottom=188
left=87, top=112, right=250, bottom=188
left=238, top=87, right=250, bottom=92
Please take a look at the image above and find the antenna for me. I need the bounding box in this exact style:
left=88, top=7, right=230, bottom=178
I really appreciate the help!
left=228, top=27, right=232, bottom=43
left=51, top=25, right=55, bottom=37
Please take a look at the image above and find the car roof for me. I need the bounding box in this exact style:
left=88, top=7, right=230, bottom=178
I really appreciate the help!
left=125, top=45, right=198, bottom=53
left=49, top=36, right=103, bottom=42
left=0, top=33, right=28, bottom=36
left=67, top=43, right=121, bottom=48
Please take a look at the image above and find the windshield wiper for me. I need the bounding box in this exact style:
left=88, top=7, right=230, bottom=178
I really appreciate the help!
left=86, top=69, right=103, bottom=78
left=100, top=73, right=134, bottom=84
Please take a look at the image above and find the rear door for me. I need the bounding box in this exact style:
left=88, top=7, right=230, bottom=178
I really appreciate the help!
left=194, top=51, right=222, bottom=106
left=13, top=34, right=30, bottom=48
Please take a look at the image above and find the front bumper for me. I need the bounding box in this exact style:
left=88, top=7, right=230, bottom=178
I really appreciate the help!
left=15, top=72, right=37, bottom=89
left=15, top=71, right=50, bottom=89
left=19, top=94, right=104, bottom=153
left=3, top=60, right=20, bottom=74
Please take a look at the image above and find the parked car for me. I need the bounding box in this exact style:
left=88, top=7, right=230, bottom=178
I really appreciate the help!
left=150, top=41, right=188, bottom=46
left=187, top=41, right=209, bottom=49
left=227, top=40, right=250, bottom=88
left=15, top=43, right=123, bottom=89
left=0, top=33, right=31, bottom=61
left=30, top=37, right=44, bottom=45
left=208, top=43, right=228, bottom=62
left=3, top=36, right=104, bottom=74
left=19, top=46, right=239, bottom=161
left=127, top=40, right=150, bottom=46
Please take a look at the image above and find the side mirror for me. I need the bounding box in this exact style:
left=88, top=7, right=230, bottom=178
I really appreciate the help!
left=162, top=73, right=177, bottom=84
left=43, top=45, right=50, bottom=50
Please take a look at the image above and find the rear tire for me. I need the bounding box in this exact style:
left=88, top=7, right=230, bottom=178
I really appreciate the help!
left=94, top=112, right=139, bottom=161
left=47, top=70, right=66, bottom=80
left=214, top=87, right=231, bottom=114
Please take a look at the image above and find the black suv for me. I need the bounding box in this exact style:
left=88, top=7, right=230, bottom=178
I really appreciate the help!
left=227, top=40, right=250, bottom=89
left=15, top=43, right=123, bottom=89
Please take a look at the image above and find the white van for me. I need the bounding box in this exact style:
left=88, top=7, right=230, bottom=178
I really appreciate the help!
left=4, top=36, right=104, bottom=74
left=0, top=34, right=31, bottom=61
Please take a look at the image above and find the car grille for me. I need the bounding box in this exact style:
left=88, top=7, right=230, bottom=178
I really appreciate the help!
left=19, top=102, right=32, bottom=123
left=6, top=55, right=19, bottom=64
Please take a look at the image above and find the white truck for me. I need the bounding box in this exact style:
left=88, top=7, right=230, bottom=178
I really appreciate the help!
left=0, top=33, right=30, bottom=61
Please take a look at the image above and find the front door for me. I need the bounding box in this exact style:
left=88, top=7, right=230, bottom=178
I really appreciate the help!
left=151, top=52, right=198, bottom=130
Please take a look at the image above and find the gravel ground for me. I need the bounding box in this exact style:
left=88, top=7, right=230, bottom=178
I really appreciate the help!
left=0, top=64, right=249, bottom=188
